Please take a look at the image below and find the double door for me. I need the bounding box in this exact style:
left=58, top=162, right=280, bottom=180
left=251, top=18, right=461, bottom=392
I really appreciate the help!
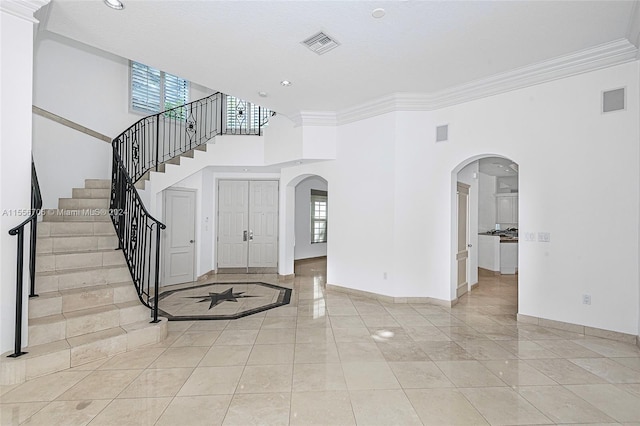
left=217, top=180, right=278, bottom=272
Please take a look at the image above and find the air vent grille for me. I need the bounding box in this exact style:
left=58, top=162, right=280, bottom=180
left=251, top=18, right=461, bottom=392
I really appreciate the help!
left=602, top=88, right=625, bottom=113
left=302, top=32, right=340, bottom=55
left=436, top=124, right=449, bottom=142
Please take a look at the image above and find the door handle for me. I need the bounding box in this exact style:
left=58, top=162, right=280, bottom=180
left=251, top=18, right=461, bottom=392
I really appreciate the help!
left=249, top=230, right=254, bottom=241
left=243, top=230, right=248, bottom=242
left=467, top=244, right=472, bottom=248
left=190, top=240, right=194, bottom=244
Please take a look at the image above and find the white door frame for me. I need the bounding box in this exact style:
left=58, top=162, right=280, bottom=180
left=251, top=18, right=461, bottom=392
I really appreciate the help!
left=456, top=182, right=470, bottom=298
left=162, top=187, right=197, bottom=286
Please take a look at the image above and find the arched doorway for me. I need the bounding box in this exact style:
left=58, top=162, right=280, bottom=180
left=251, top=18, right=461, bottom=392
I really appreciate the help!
left=451, top=155, right=519, bottom=309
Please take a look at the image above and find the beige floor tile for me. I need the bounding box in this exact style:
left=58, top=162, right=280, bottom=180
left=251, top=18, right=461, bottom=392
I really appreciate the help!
left=495, top=340, right=560, bottom=359
left=525, top=358, right=607, bottom=384
left=223, top=393, right=290, bottom=425
left=405, top=388, right=489, bottom=425
left=341, top=362, right=401, bottom=390
left=460, top=387, right=553, bottom=425
left=329, top=316, right=367, bottom=329
left=215, top=329, right=259, bottom=345
left=199, top=345, right=252, bottom=366
left=177, top=366, right=244, bottom=396
left=292, top=363, right=347, bottom=391
left=573, top=338, right=640, bottom=358
left=188, top=320, right=230, bottom=331
left=236, top=364, right=293, bottom=393
left=482, top=359, right=556, bottom=386
left=360, top=314, right=401, bottom=328
left=418, top=341, right=475, bottom=361
left=1, top=371, right=91, bottom=403
left=290, top=391, right=355, bottom=426
left=118, top=367, right=192, bottom=398
left=156, top=395, right=232, bottom=426
left=336, top=341, right=386, bottom=362
left=224, top=317, right=264, bottom=330
left=519, top=385, right=616, bottom=423
left=88, top=397, right=171, bottom=425
left=295, top=317, right=331, bottom=329
left=570, top=357, right=640, bottom=383
left=332, top=327, right=374, bottom=343
left=21, top=399, right=110, bottom=426
left=262, top=317, right=297, bottom=329
left=248, top=344, right=295, bottom=365
left=533, top=339, right=603, bottom=358
left=565, top=384, right=640, bottom=422
left=389, top=361, right=455, bottom=388
left=435, top=360, right=506, bottom=387
left=294, top=328, right=334, bottom=344
left=57, top=369, right=141, bottom=400
left=171, top=330, right=221, bottom=347
left=294, top=342, right=340, bottom=364
left=256, top=328, right=296, bottom=345
left=406, top=326, right=453, bottom=342
left=0, top=402, right=47, bottom=425
left=349, top=389, right=422, bottom=425
left=98, top=347, right=165, bottom=370
left=613, top=357, right=640, bottom=372
left=376, top=341, right=430, bottom=362
left=148, top=346, right=208, bottom=368
left=617, top=383, right=640, bottom=399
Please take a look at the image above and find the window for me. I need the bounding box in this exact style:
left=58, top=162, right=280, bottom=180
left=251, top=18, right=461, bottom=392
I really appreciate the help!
left=226, top=95, right=271, bottom=131
left=310, top=190, right=327, bottom=243
left=130, top=61, right=189, bottom=117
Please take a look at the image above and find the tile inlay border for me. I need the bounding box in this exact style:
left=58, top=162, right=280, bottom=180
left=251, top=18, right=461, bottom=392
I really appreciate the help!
left=155, top=281, right=292, bottom=321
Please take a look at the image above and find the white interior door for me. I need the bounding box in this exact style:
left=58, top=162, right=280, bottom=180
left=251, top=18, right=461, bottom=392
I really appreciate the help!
left=163, top=189, right=196, bottom=286
left=217, top=180, right=249, bottom=268
left=248, top=181, right=279, bottom=268
left=456, top=182, right=470, bottom=297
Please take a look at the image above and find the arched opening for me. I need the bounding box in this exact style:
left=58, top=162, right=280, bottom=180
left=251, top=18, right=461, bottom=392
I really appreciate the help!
left=451, top=155, right=519, bottom=315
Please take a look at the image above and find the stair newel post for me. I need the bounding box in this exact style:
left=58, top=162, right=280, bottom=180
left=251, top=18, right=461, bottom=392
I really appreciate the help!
left=28, top=216, right=38, bottom=298
left=8, top=228, right=27, bottom=358
left=155, top=117, right=160, bottom=172
left=151, top=222, right=162, bottom=323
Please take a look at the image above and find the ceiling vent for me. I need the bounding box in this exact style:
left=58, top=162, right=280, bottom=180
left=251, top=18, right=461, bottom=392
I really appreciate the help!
left=602, top=88, right=625, bottom=113
left=302, top=32, right=340, bottom=55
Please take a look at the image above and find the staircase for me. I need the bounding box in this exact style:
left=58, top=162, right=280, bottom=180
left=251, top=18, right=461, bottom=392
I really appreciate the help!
left=0, top=179, right=167, bottom=385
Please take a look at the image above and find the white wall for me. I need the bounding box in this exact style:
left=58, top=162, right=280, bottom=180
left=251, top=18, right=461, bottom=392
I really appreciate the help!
left=1, top=8, right=39, bottom=353
left=457, top=161, right=479, bottom=288
left=294, top=176, right=328, bottom=260
left=478, top=172, right=497, bottom=232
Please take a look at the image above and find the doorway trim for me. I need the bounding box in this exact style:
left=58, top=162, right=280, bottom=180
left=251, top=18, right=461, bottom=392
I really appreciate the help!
left=162, top=187, right=197, bottom=286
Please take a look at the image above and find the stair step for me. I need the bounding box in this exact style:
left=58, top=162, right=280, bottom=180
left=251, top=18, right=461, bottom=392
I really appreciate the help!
left=36, top=264, right=131, bottom=293
left=36, top=235, right=119, bottom=255
left=38, top=221, right=114, bottom=238
left=36, top=250, right=125, bottom=273
left=72, top=188, right=111, bottom=199
left=85, top=179, right=111, bottom=189
left=42, top=209, right=111, bottom=222
left=58, top=198, right=110, bottom=210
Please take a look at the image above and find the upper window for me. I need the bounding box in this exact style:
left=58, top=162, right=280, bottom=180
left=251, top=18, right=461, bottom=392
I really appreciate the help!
left=226, top=95, right=271, bottom=131
left=310, top=190, right=328, bottom=244
left=130, top=61, right=189, bottom=117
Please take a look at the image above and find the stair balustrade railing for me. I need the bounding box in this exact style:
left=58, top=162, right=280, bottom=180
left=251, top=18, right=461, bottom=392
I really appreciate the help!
left=7, top=160, right=42, bottom=358
left=110, top=92, right=272, bottom=321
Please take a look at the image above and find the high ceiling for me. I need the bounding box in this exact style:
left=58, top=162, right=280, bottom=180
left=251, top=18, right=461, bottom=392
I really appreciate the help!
left=42, top=0, right=638, bottom=116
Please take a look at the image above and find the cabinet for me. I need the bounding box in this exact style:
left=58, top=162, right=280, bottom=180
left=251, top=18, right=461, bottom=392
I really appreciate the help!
left=496, top=193, right=518, bottom=224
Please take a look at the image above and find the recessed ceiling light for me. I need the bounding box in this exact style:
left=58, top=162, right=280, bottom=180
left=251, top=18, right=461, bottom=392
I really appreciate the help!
left=243, top=168, right=249, bottom=172
left=372, top=8, right=386, bottom=18
left=280, top=80, right=292, bottom=87
left=258, top=91, right=268, bottom=97
left=104, top=0, right=124, bottom=10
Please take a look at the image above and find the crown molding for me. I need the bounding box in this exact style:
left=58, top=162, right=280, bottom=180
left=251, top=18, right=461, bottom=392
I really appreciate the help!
left=0, top=0, right=49, bottom=23
left=336, top=39, right=638, bottom=126
left=290, top=111, right=337, bottom=127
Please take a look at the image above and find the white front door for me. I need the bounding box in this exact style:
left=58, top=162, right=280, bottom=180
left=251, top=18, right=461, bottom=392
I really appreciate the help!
left=456, top=182, right=470, bottom=298
left=248, top=181, right=279, bottom=268
left=163, top=188, right=196, bottom=286
left=217, top=180, right=278, bottom=271
left=217, top=180, right=249, bottom=268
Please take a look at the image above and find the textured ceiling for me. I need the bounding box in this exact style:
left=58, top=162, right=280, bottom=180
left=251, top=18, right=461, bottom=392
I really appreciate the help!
left=43, top=0, right=637, bottom=116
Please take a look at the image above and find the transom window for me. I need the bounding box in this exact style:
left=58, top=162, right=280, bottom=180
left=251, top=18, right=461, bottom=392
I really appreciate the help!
left=311, top=190, right=327, bottom=244
left=130, top=61, right=189, bottom=118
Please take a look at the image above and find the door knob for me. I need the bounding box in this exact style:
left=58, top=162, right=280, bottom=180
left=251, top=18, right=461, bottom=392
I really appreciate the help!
left=190, top=240, right=195, bottom=243
left=467, top=244, right=472, bottom=248
left=243, top=231, right=248, bottom=242
left=249, top=230, right=254, bottom=241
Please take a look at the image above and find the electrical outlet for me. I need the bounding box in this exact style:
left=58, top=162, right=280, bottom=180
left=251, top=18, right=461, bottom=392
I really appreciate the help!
left=582, top=294, right=591, bottom=305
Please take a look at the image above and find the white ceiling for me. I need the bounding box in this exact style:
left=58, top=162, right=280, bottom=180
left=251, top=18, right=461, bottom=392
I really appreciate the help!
left=42, top=0, right=638, bottom=116
left=478, top=157, right=517, bottom=177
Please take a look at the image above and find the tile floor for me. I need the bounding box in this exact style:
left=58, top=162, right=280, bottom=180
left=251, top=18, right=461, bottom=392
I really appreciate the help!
left=2, top=258, right=640, bottom=425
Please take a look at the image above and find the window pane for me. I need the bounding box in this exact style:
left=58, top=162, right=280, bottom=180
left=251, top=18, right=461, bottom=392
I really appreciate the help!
left=131, top=62, right=161, bottom=113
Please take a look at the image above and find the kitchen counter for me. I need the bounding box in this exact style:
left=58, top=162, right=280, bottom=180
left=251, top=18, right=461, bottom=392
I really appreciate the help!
left=478, top=232, right=518, bottom=274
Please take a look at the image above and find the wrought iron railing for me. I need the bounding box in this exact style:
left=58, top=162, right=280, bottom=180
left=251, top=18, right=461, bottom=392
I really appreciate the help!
left=7, top=160, right=42, bottom=357
left=110, top=92, right=272, bottom=321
